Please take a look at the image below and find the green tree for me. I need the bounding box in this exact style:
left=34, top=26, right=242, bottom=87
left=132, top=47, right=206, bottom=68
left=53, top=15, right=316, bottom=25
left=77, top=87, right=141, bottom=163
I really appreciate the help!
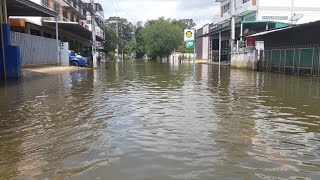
left=105, top=17, right=134, bottom=44
left=124, top=39, right=137, bottom=59
left=104, top=26, right=118, bottom=54
left=172, top=19, right=196, bottom=29
left=134, top=21, right=146, bottom=59
left=142, top=18, right=183, bottom=59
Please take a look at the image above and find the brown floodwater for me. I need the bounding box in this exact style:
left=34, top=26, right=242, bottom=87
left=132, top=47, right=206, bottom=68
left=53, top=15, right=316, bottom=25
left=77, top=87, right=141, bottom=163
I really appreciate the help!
left=0, top=61, right=319, bottom=179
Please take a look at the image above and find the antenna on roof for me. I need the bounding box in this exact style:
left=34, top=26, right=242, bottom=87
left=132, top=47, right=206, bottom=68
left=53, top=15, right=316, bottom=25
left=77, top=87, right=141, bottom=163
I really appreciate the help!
left=243, top=29, right=249, bottom=35
left=289, top=14, right=304, bottom=24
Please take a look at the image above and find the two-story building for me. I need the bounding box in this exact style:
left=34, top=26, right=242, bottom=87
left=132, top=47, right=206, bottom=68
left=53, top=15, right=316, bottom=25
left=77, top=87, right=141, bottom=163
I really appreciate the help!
left=84, top=2, right=105, bottom=52
left=196, top=0, right=320, bottom=62
left=9, top=0, right=94, bottom=52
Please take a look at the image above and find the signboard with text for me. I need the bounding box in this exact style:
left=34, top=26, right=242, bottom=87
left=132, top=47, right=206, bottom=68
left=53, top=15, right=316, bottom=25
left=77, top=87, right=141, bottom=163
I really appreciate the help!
left=186, top=40, right=194, bottom=49
left=184, top=29, right=195, bottom=42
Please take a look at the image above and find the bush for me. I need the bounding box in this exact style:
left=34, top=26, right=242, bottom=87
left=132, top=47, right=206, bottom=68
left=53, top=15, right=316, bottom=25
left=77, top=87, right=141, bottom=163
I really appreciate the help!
left=109, top=52, right=117, bottom=61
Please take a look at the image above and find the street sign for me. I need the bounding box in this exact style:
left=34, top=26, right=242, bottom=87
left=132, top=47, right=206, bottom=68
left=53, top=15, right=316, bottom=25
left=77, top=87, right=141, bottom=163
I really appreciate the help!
left=184, top=29, right=195, bottom=42
left=186, top=40, right=194, bottom=49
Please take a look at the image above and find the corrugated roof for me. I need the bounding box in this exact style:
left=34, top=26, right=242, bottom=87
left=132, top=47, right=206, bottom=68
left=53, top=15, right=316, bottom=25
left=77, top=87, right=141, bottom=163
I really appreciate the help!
left=248, top=20, right=320, bottom=38
left=248, top=27, right=292, bottom=37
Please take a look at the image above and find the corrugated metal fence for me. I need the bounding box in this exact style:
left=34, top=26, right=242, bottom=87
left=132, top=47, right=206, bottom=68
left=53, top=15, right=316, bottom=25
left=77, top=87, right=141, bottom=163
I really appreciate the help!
left=10, top=32, right=59, bottom=66
left=264, top=44, right=320, bottom=76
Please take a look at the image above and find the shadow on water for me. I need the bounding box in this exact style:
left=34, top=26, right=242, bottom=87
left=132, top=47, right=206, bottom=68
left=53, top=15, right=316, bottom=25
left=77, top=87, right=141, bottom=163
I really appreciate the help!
left=0, top=61, right=319, bottom=179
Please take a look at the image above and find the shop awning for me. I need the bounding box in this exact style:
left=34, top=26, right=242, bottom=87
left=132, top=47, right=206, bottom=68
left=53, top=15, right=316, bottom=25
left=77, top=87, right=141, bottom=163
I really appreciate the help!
left=43, top=20, right=103, bottom=43
left=43, top=20, right=92, bottom=40
left=248, top=27, right=292, bottom=38
left=7, top=0, right=58, bottom=17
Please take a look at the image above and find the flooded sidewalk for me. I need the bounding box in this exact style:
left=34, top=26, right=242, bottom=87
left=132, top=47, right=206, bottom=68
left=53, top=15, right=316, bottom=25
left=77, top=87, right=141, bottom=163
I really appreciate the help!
left=22, top=66, right=91, bottom=78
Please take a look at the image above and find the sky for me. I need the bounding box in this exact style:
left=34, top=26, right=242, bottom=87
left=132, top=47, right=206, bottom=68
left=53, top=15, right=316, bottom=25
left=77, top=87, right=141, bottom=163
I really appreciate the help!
left=95, top=0, right=220, bottom=28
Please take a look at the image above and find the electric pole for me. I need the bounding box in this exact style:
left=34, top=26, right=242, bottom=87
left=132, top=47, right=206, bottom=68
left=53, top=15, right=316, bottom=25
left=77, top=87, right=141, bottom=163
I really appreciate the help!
left=116, top=16, right=119, bottom=61
left=230, top=0, right=236, bottom=53
left=91, top=0, right=97, bottom=68
left=121, top=27, right=124, bottom=61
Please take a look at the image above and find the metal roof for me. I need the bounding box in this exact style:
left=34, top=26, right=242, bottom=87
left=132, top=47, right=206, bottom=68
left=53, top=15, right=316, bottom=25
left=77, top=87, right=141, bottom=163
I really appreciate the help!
left=43, top=20, right=104, bottom=42
left=7, top=0, right=58, bottom=17
left=248, top=27, right=292, bottom=37
left=248, top=20, right=320, bottom=38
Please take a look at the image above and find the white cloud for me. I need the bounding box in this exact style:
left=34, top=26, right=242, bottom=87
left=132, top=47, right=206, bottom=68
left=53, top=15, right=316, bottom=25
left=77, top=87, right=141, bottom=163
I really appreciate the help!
left=97, top=0, right=220, bottom=28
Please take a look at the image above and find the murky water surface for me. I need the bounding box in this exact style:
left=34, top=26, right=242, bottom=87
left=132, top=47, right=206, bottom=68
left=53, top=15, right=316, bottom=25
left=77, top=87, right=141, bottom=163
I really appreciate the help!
left=0, top=61, right=320, bottom=179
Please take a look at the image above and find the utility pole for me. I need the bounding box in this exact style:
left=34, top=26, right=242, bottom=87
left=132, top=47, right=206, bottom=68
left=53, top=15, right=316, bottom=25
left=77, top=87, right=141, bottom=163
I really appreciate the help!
left=116, top=17, right=119, bottom=61
left=121, top=27, right=124, bottom=61
left=290, top=0, right=294, bottom=24
left=91, top=0, right=97, bottom=68
left=230, top=0, right=236, bottom=53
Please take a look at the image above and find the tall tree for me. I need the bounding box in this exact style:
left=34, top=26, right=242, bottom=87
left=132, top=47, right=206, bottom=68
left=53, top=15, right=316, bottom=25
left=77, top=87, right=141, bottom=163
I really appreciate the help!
left=104, top=26, right=118, bottom=54
left=105, top=17, right=134, bottom=43
left=172, top=19, right=196, bottom=30
left=142, top=18, right=183, bottom=59
left=134, top=21, right=146, bottom=59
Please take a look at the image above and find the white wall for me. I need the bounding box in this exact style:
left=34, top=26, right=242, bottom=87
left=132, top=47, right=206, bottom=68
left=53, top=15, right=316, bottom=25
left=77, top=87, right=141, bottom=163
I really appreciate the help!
left=258, top=0, right=320, bottom=24
left=202, top=24, right=209, bottom=60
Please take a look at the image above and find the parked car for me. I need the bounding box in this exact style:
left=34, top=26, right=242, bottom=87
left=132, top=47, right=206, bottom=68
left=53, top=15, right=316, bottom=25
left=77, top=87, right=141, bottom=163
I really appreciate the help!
left=69, top=50, right=87, bottom=67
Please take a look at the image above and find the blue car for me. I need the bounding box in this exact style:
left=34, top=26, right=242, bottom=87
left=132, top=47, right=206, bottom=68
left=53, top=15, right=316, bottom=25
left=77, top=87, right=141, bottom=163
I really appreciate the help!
left=69, top=50, right=87, bottom=67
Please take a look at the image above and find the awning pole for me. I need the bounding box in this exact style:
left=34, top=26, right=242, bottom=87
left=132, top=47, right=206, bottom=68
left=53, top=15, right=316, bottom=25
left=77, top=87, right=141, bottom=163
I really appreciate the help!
left=219, top=31, right=221, bottom=65
left=240, top=22, right=243, bottom=41
left=3, top=0, right=7, bottom=23
left=91, top=0, right=97, bottom=68
left=55, top=16, right=60, bottom=65
left=1, top=0, right=7, bottom=81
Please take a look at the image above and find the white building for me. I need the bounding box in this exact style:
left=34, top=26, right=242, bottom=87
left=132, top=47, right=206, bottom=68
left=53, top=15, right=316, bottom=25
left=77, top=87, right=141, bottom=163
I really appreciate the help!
left=84, top=2, right=105, bottom=51
left=211, top=0, right=320, bottom=70
left=9, top=0, right=101, bottom=53
left=214, top=0, right=320, bottom=25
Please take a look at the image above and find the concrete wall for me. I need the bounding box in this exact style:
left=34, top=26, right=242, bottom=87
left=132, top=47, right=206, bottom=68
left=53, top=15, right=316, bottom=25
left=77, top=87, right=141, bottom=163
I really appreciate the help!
left=202, top=24, right=209, bottom=60
left=231, top=48, right=258, bottom=70
left=258, top=0, right=320, bottom=24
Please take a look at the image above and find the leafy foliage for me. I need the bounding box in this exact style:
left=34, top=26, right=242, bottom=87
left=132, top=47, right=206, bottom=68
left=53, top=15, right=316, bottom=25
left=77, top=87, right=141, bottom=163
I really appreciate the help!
left=103, top=17, right=196, bottom=59
left=142, top=18, right=183, bottom=59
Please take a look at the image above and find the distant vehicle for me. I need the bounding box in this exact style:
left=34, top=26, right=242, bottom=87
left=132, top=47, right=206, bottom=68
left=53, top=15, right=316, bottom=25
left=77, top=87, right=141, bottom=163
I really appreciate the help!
left=69, top=50, right=88, bottom=67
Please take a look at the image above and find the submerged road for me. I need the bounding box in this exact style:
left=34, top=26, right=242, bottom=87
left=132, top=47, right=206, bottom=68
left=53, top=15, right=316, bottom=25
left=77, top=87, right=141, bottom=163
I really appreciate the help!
left=0, top=61, right=319, bottom=179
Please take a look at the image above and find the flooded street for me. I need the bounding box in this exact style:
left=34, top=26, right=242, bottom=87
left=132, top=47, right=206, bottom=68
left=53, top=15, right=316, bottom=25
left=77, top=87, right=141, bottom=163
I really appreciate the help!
left=0, top=61, right=320, bottom=179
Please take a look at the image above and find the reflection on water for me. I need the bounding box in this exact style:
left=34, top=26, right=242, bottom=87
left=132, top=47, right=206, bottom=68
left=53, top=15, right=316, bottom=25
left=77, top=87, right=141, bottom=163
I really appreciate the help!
left=0, top=61, right=319, bottom=179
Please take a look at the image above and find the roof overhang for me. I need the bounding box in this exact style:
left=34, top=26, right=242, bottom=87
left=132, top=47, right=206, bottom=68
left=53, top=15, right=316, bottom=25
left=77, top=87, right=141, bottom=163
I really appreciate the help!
left=8, top=0, right=58, bottom=17
left=249, top=27, right=292, bottom=37
left=96, top=35, right=104, bottom=42
left=42, top=20, right=104, bottom=42
left=43, top=20, right=92, bottom=40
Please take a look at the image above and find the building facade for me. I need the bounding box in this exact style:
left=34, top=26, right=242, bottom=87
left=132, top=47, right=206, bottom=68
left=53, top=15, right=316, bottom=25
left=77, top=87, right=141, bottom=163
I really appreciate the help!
left=215, top=0, right=320, bottom=25
left=9, top=0, right=100, bottom=53
left=84, top=2, right=105, bottom=51
left=196, top=0, right=320, bottom=62
left=196, top=24, right=210, bottom=60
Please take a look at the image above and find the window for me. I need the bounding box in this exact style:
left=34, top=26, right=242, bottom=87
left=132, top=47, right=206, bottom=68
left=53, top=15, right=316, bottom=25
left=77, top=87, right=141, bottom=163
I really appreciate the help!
left=42, top=0, right=48, bottom=7
left=243, top=0, right=250, bottom=3
left=222, top=3, right=230, bottom=13
left=87, top=20, right=92, bottom=24
left=262, top=16, right=289, bottom=20
left=54, top=2, right=59, bottom=13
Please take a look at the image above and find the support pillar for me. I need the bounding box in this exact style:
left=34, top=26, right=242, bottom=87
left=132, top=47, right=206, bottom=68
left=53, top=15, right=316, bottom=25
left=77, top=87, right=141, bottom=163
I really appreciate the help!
left=0, top=0, right=21, bottom=80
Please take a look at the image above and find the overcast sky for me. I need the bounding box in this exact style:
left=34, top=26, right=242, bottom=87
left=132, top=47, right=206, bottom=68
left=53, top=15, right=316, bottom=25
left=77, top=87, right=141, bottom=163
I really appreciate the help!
left=96, top=0, right=220, bottom=28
